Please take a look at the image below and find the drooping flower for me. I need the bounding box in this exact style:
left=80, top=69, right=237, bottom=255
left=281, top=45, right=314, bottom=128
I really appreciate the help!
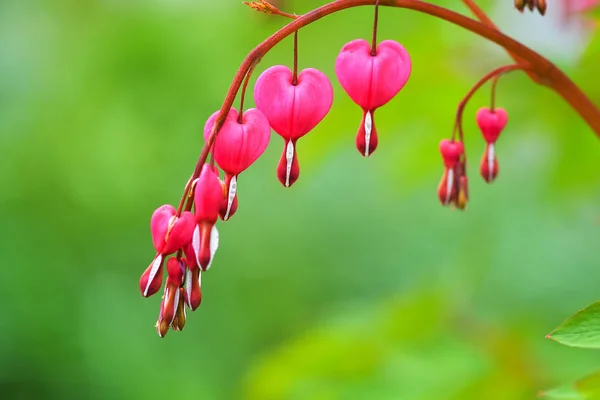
left=204, top=107, right=271, bottom=220
left=139, top=205, right=195, bottom=298
left=437, top=139, right=465, bottom=207
left=476, top=107, right=508, bottom=183
left=156, top=257, right=185, bottom=338
left=254, top=65, right=333, bottom=187
left=193, top=164, right=222, bottom=271
left=335, top=39, right=411, bottom=157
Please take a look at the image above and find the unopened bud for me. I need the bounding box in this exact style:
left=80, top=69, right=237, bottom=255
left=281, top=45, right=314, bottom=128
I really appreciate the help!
left=536, top=0, right=547, bottom=15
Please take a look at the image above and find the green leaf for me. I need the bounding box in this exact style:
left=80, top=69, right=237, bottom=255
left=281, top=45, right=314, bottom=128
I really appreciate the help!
left=547, top=302, right=600, bottom=349
left=540, top=371, right=600, bottom=400
left=539, top=384, right=585, bottom=399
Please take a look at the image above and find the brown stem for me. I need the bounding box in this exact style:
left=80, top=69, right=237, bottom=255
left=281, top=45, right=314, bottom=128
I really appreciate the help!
left=177, top=0, right=600, bottom=215
left=461, top=0, right=542, bottom=84
left=490, top=75, right=500, bottom=111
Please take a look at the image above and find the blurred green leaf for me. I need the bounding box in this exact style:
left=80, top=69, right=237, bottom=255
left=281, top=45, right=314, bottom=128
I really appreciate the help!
left=548, top=302, right=600, bottom=349
left=541, top=371, right=600, bottom=400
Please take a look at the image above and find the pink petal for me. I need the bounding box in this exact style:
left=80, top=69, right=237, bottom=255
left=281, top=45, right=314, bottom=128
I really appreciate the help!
left=335, top=39, right=411, bottom=110
left=254, top=65, right=333, bottom=140
left=150, top=205, right=176, bottom=253
left=203, top=107, right=271, bottom=175
left=161, top=211, right=196, bottom=255
left=476, top=107, right=508, bottom=144
left=194, top=164, right=224, bottom=224
left=439, top=139, right=464, bottom=169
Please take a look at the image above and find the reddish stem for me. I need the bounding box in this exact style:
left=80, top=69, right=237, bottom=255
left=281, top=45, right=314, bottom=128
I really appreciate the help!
left=176, top=0, right=600, bottom=215
left=292, top=30, right=299, bottom=85
left=453, top=64, right=525, bottom=141
left=371, top=0, right=380, bottom=56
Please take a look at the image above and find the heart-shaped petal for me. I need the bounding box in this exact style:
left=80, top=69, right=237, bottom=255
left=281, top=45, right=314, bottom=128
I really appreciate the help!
left=161, top=211, right=196, bottom=255
left=476, top=107, right=508, bottom=143
left=439, top=139, right=464, bottom=168
left=150, top=205, right=176, bottom=253
left=204, top=107, right=271, bottom=176
left=254, top=65, right=333, bottom=140
left=335, top=39, right=411, bottom=110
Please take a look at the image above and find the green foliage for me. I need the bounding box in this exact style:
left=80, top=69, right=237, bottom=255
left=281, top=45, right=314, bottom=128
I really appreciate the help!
left=0, top=1, right=599, bottom=399
left=548, top=302, right=600, bottom=349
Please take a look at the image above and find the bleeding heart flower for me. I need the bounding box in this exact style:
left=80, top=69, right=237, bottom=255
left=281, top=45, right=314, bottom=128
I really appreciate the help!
left=204, top=107, right=271, bottom=220
left=140, top=205, right=195, bottom=298
left=437, top=139, right=465, bottom=207
left=192, top=164, right=222, bottom=271
left=476, top=107, right=508, bottom=183
left=254, top=65, right=333, bottom=187
left=335, top=39, right=411, bottom=157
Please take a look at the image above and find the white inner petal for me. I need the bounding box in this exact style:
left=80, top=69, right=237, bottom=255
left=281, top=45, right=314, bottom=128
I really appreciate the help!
left=169, top=288, right=180, bottom=325
left=144, top=254, right=163, bottom=297
left=364, top=111, right=372, bottom=157
left=224, top=176, right=237, bottom=220
left=487, top=143, right=495, bottom=181
left=206, top=225, right=219, bottom=270
left=192, top=225, right=201, bottom=268
left=285, top=141, right=294, bottom=187
left=444, top=169, right=454, bottom=205
left=185, top=267, right=193, bottom=304
left=198, top=270, right=202, bottom=288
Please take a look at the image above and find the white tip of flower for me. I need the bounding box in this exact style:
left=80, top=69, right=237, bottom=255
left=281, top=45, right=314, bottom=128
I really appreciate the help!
left=285, top=141, right=294, bottom=187
left=444, top=168, right=454, bottom=205
left=364, top=111, right=372, bottom=157
left=205, top=225, right=219, bottom=271
left=169, top=288, right=180, bottom=325
left=487, top=143, right=495, bottom=182
left=185, top=267, right=193, bottom=305
left=192, top=224, right=201, bottom=268
left=144, top=254, right=163, bottom=297
left=224, top=176, right=237, bottom=220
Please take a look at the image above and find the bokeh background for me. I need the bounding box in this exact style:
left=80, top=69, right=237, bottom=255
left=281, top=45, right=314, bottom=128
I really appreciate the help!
left=1, top=0, right=599, bottom=399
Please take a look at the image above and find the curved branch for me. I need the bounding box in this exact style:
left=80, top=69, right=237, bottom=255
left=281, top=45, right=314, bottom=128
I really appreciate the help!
left=186, top=0, right=600, bottom=211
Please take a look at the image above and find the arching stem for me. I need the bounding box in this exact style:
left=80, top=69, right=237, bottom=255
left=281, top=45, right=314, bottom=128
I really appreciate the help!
left=176, top=0, right=600, bottom=216
left=453, top=64, right=525, bottom=142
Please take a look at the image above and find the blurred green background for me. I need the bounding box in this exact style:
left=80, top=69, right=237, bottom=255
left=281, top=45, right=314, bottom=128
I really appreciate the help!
left=1, top=0, right=599, bottom=399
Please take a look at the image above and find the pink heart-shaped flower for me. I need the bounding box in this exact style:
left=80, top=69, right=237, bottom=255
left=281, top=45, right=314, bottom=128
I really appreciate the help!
left=335, top=39, right=411, bottom=111
left=204, top=107, right=271, bottom=176
left=476, top=107, right=508, bottom=143
left=439, top=139, right=464, bottom=168
left=254, top=65, right=333, bottom=139
left=150, top=205, right=196, bottom=255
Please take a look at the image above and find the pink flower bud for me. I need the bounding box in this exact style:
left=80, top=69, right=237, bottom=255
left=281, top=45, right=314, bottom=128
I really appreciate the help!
left=480, top=143, right=499, bottom=183
left=335, top=39, right=411, bottom=156
left=139, top=254, right=164, bottom=297
left=476, top=107, right=508, bottom=144
left=254, top=65, right=333, bottom=187
left=150, top=205, right=196, bottom=255
left=439, top=139, right=464, bottom=169
left=194, top=164, right=224, bottom=224
left=184, top=267, right=202, bottom=311
left=437, top=140, right=465, bottom=207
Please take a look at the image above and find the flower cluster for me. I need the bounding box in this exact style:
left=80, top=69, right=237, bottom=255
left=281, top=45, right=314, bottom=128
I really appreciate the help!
left=138, top=7, right=415, bottom=337
left=135, top=0, right=594, bottom=337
